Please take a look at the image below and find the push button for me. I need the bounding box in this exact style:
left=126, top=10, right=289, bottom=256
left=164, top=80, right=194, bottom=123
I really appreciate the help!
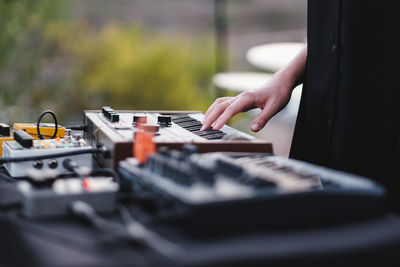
left=331, top=44, right=337, bottom=53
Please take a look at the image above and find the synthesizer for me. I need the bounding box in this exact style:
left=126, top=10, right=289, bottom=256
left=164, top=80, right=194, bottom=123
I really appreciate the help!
left=118, top=146, right=385, bottom=231
left=84, top=107, right=273, bottom=168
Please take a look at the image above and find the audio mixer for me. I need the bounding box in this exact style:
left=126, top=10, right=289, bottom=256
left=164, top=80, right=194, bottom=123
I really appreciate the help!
left=84, top=107, right=273, bottom=168
left=119, top=147, right=385, bottom=230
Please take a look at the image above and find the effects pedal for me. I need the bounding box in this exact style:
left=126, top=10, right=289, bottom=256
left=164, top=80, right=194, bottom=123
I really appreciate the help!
left=2, top=132, right=93, bottom=177
left=17, top=176, right=119, bottom=218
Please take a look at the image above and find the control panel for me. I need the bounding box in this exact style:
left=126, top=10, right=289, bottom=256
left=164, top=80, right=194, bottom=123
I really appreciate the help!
left=119, top=147, right=385, bottom=230
left=2, top=133, right=92, bottom=177
left=85, top=107, right=273, bottom=168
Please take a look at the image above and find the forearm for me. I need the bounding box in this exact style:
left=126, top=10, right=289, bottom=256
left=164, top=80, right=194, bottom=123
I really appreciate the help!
left=270, top=45, right=307, bottom=91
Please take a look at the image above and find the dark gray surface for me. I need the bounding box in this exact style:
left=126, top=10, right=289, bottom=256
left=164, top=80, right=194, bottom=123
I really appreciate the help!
left=0, top=168, right=399, bottom=267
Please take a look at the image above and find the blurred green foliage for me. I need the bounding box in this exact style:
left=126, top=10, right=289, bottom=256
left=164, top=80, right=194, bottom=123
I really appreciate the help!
left=0, top=0, right=214, bottom=124
left=0, top=0, right=67, bottom=122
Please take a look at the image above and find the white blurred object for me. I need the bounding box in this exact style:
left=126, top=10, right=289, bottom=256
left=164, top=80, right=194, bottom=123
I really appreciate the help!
left=213, top=72, right=273, bottom=93
left=244, top=85, right=303, bottom=157
left=274, top=84, right=302, bottom=124
left=246, top=42, right=305, bottom=72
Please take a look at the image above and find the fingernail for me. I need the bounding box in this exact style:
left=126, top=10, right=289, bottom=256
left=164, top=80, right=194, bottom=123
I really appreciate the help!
left=200, top=126, right=205, bottom=131
left=250, top=123, right=260, bottom=132
left=211, top=122, right=215, bottom=128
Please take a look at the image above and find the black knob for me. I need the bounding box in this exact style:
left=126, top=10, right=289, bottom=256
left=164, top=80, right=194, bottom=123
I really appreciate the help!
left=48, top=159, right=58, bottom=169
left=110, top=112, right=119, bottom=122
left=33, top=160, right=43, bottom=169
left=133, top=115, right=147, bottom=125
left=102, top=106, right=113, bottom=116
left=158, top=116, right=171, bottom=126
left=0, top=123, right=10, bottom=137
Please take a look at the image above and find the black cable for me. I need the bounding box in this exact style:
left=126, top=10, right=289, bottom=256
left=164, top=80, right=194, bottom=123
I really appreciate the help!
left=70, top=201, right=182, bottom=256
left=62, top=158, right=85, bottom=184
left=69, top=201, right=140, bottom=242
left=118, top=205, right=183, bottom=256
left=8, top=214, right=106, bottom=254
left=36, top=110, right=58, bottom=140
left=0, top=147, right=106, bottom=164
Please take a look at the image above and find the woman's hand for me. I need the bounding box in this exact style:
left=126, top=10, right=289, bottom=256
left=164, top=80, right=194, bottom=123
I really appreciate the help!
left=201, top=76, right=293, bottom=132
left=201, top=45, right=307, bottom=132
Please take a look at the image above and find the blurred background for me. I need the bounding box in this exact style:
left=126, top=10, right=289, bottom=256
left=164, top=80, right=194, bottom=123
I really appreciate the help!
left=0, top=0, right=306, bottom=155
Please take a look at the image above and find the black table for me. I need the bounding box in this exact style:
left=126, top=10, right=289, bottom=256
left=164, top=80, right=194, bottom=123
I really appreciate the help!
left=1, top=177, right=400, bottom=266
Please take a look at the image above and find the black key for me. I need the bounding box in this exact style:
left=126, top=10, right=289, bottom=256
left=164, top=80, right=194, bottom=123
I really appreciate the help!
left=203, top=133, right=225, bottom=140
left=193, top=130, right=223, bottom=137
left=173, top=116, right=194, bottom=121
left=172, top=114, right=191, bottom=119
left=180, top=123, right=202, bottom=127
left=174, top=118, right=199, bottom=123
left=183, top=125, right=202, bottom=131
left=178, top=121, right=202, bottom=127
left=176, top=121, right=201, bottom=126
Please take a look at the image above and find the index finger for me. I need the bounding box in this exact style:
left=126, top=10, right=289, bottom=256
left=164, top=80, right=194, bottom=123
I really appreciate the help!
left=204, top=97, right=230, bottom=120
left=211, top=95, right=254, bottom=130
left=201, top=99, right=231, bottom=130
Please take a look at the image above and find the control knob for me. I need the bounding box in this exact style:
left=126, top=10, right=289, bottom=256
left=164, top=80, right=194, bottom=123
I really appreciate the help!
left=157, top=116, right=171, bottom=126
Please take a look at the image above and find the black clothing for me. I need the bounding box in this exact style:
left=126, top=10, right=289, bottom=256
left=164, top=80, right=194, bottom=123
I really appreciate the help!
left=290, top=0, right=400, bottom=198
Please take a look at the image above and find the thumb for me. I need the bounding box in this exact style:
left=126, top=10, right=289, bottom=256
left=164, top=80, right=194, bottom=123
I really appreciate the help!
left=250, top=101, right=279, bottom=132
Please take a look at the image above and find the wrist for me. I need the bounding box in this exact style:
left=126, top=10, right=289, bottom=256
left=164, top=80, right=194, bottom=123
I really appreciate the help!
left=272, top=45, right=307, bottom=91
left=270, top=69, right=298, bottom=93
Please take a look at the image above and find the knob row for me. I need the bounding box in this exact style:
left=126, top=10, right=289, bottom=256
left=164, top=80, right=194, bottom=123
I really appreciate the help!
left=133, top=115, right=171, bottom=126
